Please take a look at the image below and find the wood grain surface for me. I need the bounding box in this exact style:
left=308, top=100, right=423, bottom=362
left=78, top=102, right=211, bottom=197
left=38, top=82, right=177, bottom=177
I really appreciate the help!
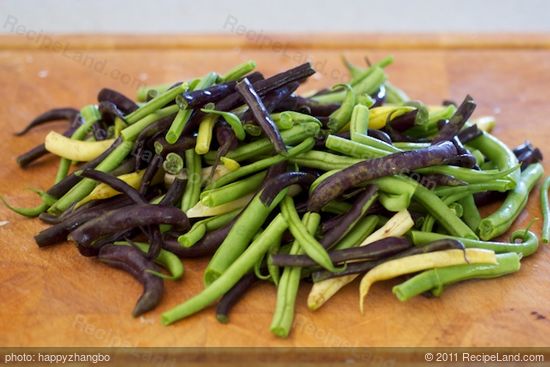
left=1, top=34, right=549, bottom=348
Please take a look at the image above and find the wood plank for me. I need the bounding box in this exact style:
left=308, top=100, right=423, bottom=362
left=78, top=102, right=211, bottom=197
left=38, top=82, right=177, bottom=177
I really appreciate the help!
left=0, top=38, right=549, bottom=347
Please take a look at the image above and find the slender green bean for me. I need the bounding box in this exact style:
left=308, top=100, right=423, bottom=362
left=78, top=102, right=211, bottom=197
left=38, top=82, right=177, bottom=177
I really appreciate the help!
left=220, top=60, right=256, bottom=82
left=181, top=149, right=202, bottom=212
left=270, top=212, right=319, bottom=337
left=478, top=163, right=544, bottom=240
left=161, top=214, right=288, bottom=325
left=459, top=194, right=482, bottom=231
left=48, top=141, right=134, bottom=214
left=178, top=209, right=241, bottom=247
left=121, top=104, right=179, bottom=141
left=200, top=171, right=266, bottom=207
left=126, top=83, right=188, bottom=124
left=327, top=84, right=355, bottom=132
left=541, top=176, right=550, bottom=243
left=280, top=197, right=340, bottom=272
left=350, top=105, right=370, bottom=140
left=332, top=215, right=379, bottom=250
left=204, top=122, right=320, bottom=164
left=410, top=229, right=539, bottom=257
left=204, top=189, right=289, bottom=286
left=206, top=138, right=314, bottom=189
left=393, top=253, right=521, bottom=301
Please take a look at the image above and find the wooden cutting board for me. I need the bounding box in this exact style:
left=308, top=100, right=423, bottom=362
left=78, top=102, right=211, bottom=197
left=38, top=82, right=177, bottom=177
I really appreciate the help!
left=1, top=34, right=550, bottom=348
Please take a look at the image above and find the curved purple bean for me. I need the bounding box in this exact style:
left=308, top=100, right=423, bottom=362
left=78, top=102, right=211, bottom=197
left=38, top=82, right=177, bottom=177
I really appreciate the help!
left=97, top=88, right=138, bottom=114
left=14, top=107, right=79, bottom=136
left=69, top=204, right=189, bottom=247
left=98, top=244, right=164, bottom=316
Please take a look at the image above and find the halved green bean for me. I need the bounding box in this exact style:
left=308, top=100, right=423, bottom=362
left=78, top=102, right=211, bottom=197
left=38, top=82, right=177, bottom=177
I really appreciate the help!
left=161, top=214, right=288, bottom=325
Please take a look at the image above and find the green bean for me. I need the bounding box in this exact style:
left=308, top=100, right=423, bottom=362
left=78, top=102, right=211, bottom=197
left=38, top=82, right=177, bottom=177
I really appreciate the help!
left=165, top=108, right=193, bottom=144
left=1, top=196, right=50, bottom=218
left=332, top=215, right=379, bottom=250
left=393, top=253, right=521, bottom=301
left=267, top=231, right=283, bottom=286
left=53, top=105, right=101, bottom=185
left=204, top=122, right=320, bottom=164
left=200, top=171, right=266, bottom=207
left=161, top=214, right=288, bottom=325
left=291, top=150, right=361, bottom=171
left=181, top=149, right=202, bottom=212
left=349, top=105, right=370, bottom=140
left=126, top=83, right=188, bottom=124
left=326, top=134, right=389, bottom=159
left=478, top=163, right=544, bottom=240
left=312, top=66, right=386, bottom=104
left=416, top=165, right=519, bottom=184
left=220, top=60, right=256, bottom=82
left=375, top=175, right=476, bottom=239
left=320, top=200, right=352, bottom=215
left=206, top=138, right=314, bottom=189
left=352, top=132, right=400, bottom=153
left=270, top=212, right=319, bottom=337
left=273, top=111, right=322, bottom=126
left=136, top=83, right=172, bottom=102
left=434, top=180, right=516, bottom=197
left=384, top=81, right=409, bottom=104
left=48, top=141, right=134, bottom=214
left=201, top=107, right=246, bottom=140
left=379, top=192, right=411, bottom=212
left=204, top=189, right=289, bottom=286
left=393, top=142, right=429, bottom=151
left=165, top=73, right=218, bottom=144
left=459, top=194, right=482, bottom=231
left=121, top=104, right=179, bottom=142
left=163, top=153, right=184, bottom=175
left=178, top=209, right=241, bottom=247
left=243, top=123, right=262, bottom=136
left=410, top=229, right=539, bottom=257
left=541, top=177, right=550, bottom=243
left=115, top=241, right=184, bottom=280
left=280, top=197, right=340, bottom=272
left=327, top=84, right=355, bottom=132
